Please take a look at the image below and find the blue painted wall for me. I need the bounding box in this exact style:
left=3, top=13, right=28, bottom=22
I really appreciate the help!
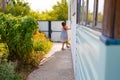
left=74, top=26, right=120, bottom=80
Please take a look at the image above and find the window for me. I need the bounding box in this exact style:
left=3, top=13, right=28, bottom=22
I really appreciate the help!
left=77, top=0, right=87, bottom=24
left=77, top=0, right=105, bottom=31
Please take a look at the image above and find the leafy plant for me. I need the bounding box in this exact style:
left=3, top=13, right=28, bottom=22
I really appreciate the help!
left=30, top=31, right=53, bottom=66
left=5, top=0, right=30, bottom=16
left=0, top=12, right=53, bottom=67
left=0, top=62, right=23, bottom=80
left=0, top=43, right=8, bottom=63
left=0, top=13, right=38, bottom=65
left=33, top=31, right=52, bottom=52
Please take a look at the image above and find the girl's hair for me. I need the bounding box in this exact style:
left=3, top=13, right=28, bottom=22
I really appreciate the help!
left=61, top=22, right=66, bottom=26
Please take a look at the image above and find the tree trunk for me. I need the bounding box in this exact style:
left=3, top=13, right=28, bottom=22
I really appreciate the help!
left=2, top=0, right=6, bottom=12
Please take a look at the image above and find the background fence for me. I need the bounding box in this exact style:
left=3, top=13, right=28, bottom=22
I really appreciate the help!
left=38, top=20, right=70, bottom=42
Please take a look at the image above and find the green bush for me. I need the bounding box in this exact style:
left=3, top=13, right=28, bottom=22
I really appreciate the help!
left=0, top=13, right=38, bottom=65
left=0, top=62, right=23, bottom=80
left=0, top=13, right=53, bottom=67
left=29, top=51, right=45, bottom=66
left=0, top=43, right=9, bottom=64
left=33, top=31, right=53, bottom=53
left=33, top=38, right=52, bottom=52
left=32, top=38, right=52, bottom=66
left=28, top=31, right=53, bottom=66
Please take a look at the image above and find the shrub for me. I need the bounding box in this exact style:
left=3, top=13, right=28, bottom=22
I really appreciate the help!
left=0, top=13, right=38, bottom=65
left=28, top=51, right=45, bottom=66
left=33, top=31, right=53, bottom=53
left=28, top=31, right=53, bottom=66
left=0, top=62, right=23, bottom=80
left=0, top=13, right=53, bottom=67
left=0, top=43, right=9, bottom=64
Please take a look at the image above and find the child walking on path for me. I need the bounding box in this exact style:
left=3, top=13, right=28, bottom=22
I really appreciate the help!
left=60, top=22, right=71, bottom=50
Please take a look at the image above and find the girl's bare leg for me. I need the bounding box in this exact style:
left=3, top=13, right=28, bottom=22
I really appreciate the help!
left=62, top=42, right=65, bottom=50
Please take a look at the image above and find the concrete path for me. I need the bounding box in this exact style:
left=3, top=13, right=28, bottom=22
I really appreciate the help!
left=27, top=43, right=75, bottom=80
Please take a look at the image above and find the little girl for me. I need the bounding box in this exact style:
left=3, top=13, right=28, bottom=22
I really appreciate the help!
left=60, top=22, right=70, bottom=50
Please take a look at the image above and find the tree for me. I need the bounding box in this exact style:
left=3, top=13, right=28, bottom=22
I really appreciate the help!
left=97, top=12, right=103, bottom=22
left=29, top=11, right=41, bottom=20
left=0, top=0, right=6, bottom=12
left=52, top=0, right=68, bottom=20
left=88, top=12, right=93, bottom=22
left=5, top=0, right=30, bottom=16
left=39, top=0, right=68, bottom=20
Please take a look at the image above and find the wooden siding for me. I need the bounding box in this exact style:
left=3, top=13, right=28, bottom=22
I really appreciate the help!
left=103, top=0, right=120, bottom=39
left=75, top=26, right=105, bottom=80
left=75, top=26, right=120, bottom=80
left=102, top=0, right=116, bottom=38
left=114, top=0, right=120, bottom=39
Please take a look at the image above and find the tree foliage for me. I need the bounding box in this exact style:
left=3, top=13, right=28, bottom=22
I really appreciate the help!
left=88, top=12, right=103, bottom=22
left=0, top=0, right=68, bottom=20
left=52, top=0, right=68, bottom=20
left=38, top=0, right=68, bottom=20
left=97, top=12, right=103, bottom=22
left=88, top=12, right=93, bottom=22
left=1, top=0, right=30, bottom=16
left=29, top=11, right=41, bottom=20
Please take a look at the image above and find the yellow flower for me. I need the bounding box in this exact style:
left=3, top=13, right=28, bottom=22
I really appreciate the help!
left=0, top=53, right=3, bottom=57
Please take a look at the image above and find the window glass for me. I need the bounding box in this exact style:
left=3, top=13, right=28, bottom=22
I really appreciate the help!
left=77, top=0, right=104, bottom=31
left=77, top=0, right=81, bottom=23
left=97, top=0, right=104, bottom=28
left=79, top=0, right=83, bottom=24
left=80, top=0, right=87, bottom=25
left=88, top=0, right=94, bottom=27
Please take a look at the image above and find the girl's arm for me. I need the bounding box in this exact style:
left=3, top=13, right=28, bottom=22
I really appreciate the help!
left=65, top=26, right=71, bottom=30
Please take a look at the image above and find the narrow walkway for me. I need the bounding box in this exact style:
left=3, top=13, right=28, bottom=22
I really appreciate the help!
left=27, top=43, right=75, bottom=80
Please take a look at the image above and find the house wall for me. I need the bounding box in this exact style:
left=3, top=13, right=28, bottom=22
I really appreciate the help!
left=72, top=25, right=120, bottom=80
left=70, top=0, right=120, bottom=80
left=75, top=26, right=105, bottom=80
left=69, top=0, right=77, bottom=79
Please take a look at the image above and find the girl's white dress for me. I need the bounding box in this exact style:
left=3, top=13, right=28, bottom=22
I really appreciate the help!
left=60, top=29, right=68, bottom=42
